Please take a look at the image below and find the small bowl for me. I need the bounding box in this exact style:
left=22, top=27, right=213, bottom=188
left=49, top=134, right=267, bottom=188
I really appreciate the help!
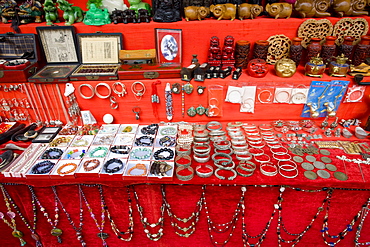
left=355, top=127, right=368, bottom=139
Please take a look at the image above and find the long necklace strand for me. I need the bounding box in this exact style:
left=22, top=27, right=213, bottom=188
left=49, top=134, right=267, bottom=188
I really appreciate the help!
left=98, top=185, right=134, bottom=241
left=0, top=184, right=42, bottom=247
left=28, top=185, right=63, bottom=243
left=321, top=189, right=370, bottom=246
left=203, top=185, right=245, bottom=246
left=52, top=186, right=86, bottom=246
left=355, top=199, right=370, bottom=246
left=277, top=186, right=329, bottom=247
left=161, top=184, right=203, bottom=238
left=132, top=185, right=165, bottom=241
left=79, top=184, right=109, bottom=246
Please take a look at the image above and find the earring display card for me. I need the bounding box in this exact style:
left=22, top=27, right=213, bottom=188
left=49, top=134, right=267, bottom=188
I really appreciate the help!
left=273, top=87, right=293, bottom=104
left=208, top=85, right=223, bottom=117
left=225, top=86, right=244, bottom=104
left=240, top=86, right=256, bottom=113
left=290, top=87, right=309, bottom=104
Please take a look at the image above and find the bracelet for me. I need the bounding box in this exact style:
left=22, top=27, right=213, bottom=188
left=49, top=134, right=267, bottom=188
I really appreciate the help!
left=232, top=144, right=248, bottom=151
left=175, top=155, right=192, bottom=167
left=212, top=152, right=232, bottom=164
left=130, top=147, right=152, bottom=160
left=249, top=143, right=266, bottom=149
left=208, top=130, right=226, bottom=136
left=274, top=89, right=291, bottom=103
left=213, top=140, right=231, bottom=150
left=57, top=163, right=77, bottom=175
left=214, top=148, right=234, bottom=156
left=260, top=131, right=274, bottom=136
left=210, top=136, right=227, bottom=142
left=193, top=154, right=210, bottom=163
left=71, top=138, right=89, bottom=147
left=83, top=159, right=100, bottom=172
left=193, top=149, right=211, bottom=157
left=248, top=148, right=264, bottom=156
left=176, top=166, right=194, bottom=181
left=259, top=124, right=273, bottom=131
left=78, top=84, right=95, bottom=99
left=230, top=135, right=245, bottom=141
left=88, top=146, right=109, bottom=158
left=270, top=146, right=288, bottom=155
left=194, top=130, right=209, bottom=138
left=239, top=161, right=257, bottom=172
left=95, top=82, right=112, bottom=99
left=260, top=162, right=278, bottom=176
left=236, top=165, right=254, bottom=177
left=110, top=145, right=131, bottom=154
left=194, top=136, right=210, bottom=142
left=254, top=154, right=271, bottom=163
left=206, top=121, right=222, bottom=131
left=234, top=150, right=249, bottom=155
left=214, top=168, right=237, bottom=180
left=31, top=160, right=55, bottom=174
left=104, top=158, right=124, bottom=173
left=278, top=165, right=299, bottom=179
left=193, top=143, right=211, bottom=153
left=226, top=126, right=241, bottom=131
left=227, top=122, right=243, bottom=127
left=247, top=135, right=262, bottom=141
left=236, top=153, right=253, bottom=161
left=257, top=90, right=273, bottom=104
left=215, top=160, right=235, bottom=170
left=272, top=153, right=292, bottom=162
left=128, top=163, right=147, bottom=176
left=49, top=136, right=72, bottom=147
left=176, top=146, right=191, bottom=156
left=153, top=148, right=174, bottom=160
left=159, top=126, right=178, bottom=136
left=278, top=160, right=298, bottom=171
left=41, top=148, right=64, bottom=159
left=141, top=123, right=159, bottom=135
left=150, top=161, right=172, bottom=176
left=112, top=81, right=127, bottom=97
left=195, top=164, right=214, bottom=178
left=228, top=130, right=243, bottom=137
left=248, top=139, right=262, bottom=145
left=135, top=136, right=154, bottom=146
left=131, top=81, right=146, bottom=100
left=159, top=136, right=176, bottom=147
left=93, top=135, right=115, bottom=145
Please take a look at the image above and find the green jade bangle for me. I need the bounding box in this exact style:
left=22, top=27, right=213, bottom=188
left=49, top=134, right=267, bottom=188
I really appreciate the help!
left=131, top=147, right=152, bottom=160
left=160, top=126, right=177, bottom=136
left=88, top=146, right=109, bottom=158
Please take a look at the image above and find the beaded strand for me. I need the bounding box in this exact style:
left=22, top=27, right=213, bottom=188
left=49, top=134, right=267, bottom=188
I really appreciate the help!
left=354, top=201, right=370, bottom=246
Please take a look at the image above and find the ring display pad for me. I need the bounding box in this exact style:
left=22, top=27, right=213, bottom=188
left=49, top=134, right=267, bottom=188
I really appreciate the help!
left=28, top=26, right=79, bottom=83
left=0, top=33, right=41, bottom=82
left=69, top=33, right=122, bottom=81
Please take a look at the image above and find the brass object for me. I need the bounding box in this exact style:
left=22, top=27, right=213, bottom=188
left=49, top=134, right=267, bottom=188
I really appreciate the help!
left=328, top=54, right=350, bottom=77
left=305, top=56, right=326, bottom=78
left=275, top=58, right=296, bottom=77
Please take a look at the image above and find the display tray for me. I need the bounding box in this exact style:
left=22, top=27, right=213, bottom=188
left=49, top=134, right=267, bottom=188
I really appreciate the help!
left=0, top=33, right=41, bottom=82
left=118, top=63, right=181, bottom=79
left=28, top=64, right=78, bottom=83
left=69, top=64, right=120, bottom=80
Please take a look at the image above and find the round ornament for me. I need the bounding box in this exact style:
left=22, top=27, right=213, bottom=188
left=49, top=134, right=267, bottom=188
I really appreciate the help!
left=103, top=114, right=114, bottom=124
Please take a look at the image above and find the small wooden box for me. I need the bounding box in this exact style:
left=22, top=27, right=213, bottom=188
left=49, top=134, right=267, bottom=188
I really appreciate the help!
left=118, top=63, right=181, bottom=80
left=119, top=49, right=156, bottom=65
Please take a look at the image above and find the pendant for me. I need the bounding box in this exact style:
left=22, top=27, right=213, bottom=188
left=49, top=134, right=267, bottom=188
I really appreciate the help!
left=183, top=83, right=194, bottom=94
left=187, top=106, right=196, bottom=117
left=97, top=232, right=109, bottom=240
left=171, top=83, right=181, bottom=94
left=196, top=105, right=206, bottom=115
left=197, top=86, right=206, bottom=95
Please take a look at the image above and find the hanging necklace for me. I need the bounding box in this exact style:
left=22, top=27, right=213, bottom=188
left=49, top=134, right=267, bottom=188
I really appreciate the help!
left=51, top=85, right=63, bottom=125
left=43, top=84, right=57, bottom=125
left=28, top=185, right=63, bottom=243
left=0, top=184, right=42, bottom=247
left=51, top=186, right=86, bottom=246
left=79, top=184, right=109, bottom=246
left=0, top=186, right=27, bottom=246
left=354, top=199, right=370, bottom=246
left=321, top=189, right=367, bottom=246
left=161, top=185, right=203, bottom=238
left=98, top=185, right=134, bottom=242
left=203, top=185, right=245, bottom=246
left=132, top=185, right=165, bottom=241
left=277, top=186, right=329, bottom=247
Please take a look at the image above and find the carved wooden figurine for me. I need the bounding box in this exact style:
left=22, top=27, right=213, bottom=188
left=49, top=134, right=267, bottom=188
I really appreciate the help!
left=238, top=3, right=263, bottom=19
left=294, top=0, right=331, bottom=18
left=184, top=6, right=210, bottom=21
left=332, top=0, right=368, bottom=17
left=210, top=3, right=237, bottom=20
left=265, top=3, right=292, bottom=19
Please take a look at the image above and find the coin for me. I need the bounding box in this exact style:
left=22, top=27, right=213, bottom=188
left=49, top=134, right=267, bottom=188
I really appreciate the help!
left=326, top=164, right=337, bottom=171
left=306, top=155, right=316, bottom=162
left=334, top=171, right=348, bottom=181
left=314, top=161, right=326, bottom=169
left=321, top=156, right=332, bottom=163
left=304, top=171, right=317, bottom=180
left=317, top=170, right=330, bottom=179
left=320, top=149, right=331, bottom=156
left=301, top=162, right=315, bottom=171
left=293, top=156, right=304, bottom=163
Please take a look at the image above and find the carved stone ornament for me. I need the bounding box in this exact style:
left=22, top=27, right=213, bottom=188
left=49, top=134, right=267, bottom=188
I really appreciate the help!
left=266, top=34, right=291, bottom=65
left=298, top=19, right=333, bottom=48
left=333, top=18, right=369, bottom=46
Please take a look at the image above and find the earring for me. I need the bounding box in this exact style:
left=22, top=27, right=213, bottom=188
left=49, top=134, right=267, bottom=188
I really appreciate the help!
left=196, top=105, right=206, bottom=115
left=187, top=106, right=196, bottom=117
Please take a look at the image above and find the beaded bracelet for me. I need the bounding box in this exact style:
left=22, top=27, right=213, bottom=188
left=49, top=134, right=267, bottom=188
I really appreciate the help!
left=127, top=163, right=147, bottom=176
left=153, top=148, right=174, bottom=160
left=110, top=145, right=131, bottom=154
left=65, top=149, right=86, bottom=159
left=71, top=138, right=90, bottom=147
left=130, top=147, right=152, bottom=160
left=49, top=136, right=72, bottom=147
left=135, top=136, right=154, bottom=146
left=104, top=158, right=124, bottom=173
left=88, top=147, right=109, bottom=158
left=141, top=124, right=159, bottom=135
left=214, top=168, right=237, bottom=180
left=31, top=160, right=55, bottom=174
left=41, top=148, right=64, bottom=159
left=83, top=159, right=100, bottom=172
left=159, top=136, right=176, bottom=147
left=176, top=166, right=194, bottom=181
left=160, top=126, right=177, bottom=136
left=150, top=161, right=172, bottom=176
left=57, top=163, right=77, bottom=175
left=195, top=164, right=214, bottom=178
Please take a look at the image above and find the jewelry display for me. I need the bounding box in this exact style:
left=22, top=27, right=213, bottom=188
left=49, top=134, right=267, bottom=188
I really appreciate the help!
left=56, top=162, right=78, bottom=175
left=153, top=148, right=174, bottom=160
left=141, top=124, right=159, bottom=135
left=131, top=81, right=146, bottom=101
left=83, top=159, right=100, bottom=171
left=112, top=82, right=127, bottom=97
left=78, top=84, right=95, bottom=99
left=41, top=148, right=64, bottom=159
left=130, top=147, right=152, bottom=160
left=176, top=166, right=194, bottom=181
left=49, top=136, right=73, bottom=147
left=88, top=146, right=109, bottom=158
left=31, top=160, right=56, bottom=174
left=64, top=149, right=86, bottom=159
left=104, top=158, right=124, bottom=173
left=165, top=83, right=173, bottom=121
left=150, top=161, right=172, bottom=176
left=128, top=163, right=148, bottom=176
left=110, top=145, right=131, bottom=154
left=135, top=136, right=154, bottom=146
left=93, top=135, right=115, bottom=145
left=159, top=136, right=176, bottom=147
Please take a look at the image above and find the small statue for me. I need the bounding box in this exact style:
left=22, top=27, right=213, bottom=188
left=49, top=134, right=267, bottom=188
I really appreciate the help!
left=265, top=2, right=292, bottom=19
left=238, top=3, right=263, bottom=19
left=247, top=58, right=269, bottom=78
left=57, top=0, right=84, bottom=25
left=111, top=8, right=124, bottom=23
left=152, top=0, right=181, bottom=22
left=328, top=54, right=350, bottom=77
left=221, top=35, right=235, bottom=66
left=83, top=3, right=110, bottom=25
left=332, top=0, right=368, bottom=17
left=210, top=3, right=237, bottom=20
left=0, top=0, right=17, bottom=23
left=128, top=0, right=151, bottom=16
left=208, top=36, right=222, bottom=66
left=137, top=8, right=150, bottom=22
left=275, top=58, right=296, bottom=77
left=305, top=55, right=326, bottom=77
left=184, top=6, right=209, bottom=21
left=19, top=0, right=43, bottom=23
left=121, top=9, right=136, bottom=23
left=294, top=0, right=331, bottom=18
left=43, top=0, right=60, bottom=25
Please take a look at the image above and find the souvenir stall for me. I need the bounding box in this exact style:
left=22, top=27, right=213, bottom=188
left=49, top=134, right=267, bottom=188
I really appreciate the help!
left=0, top=0, right=370, bottom=245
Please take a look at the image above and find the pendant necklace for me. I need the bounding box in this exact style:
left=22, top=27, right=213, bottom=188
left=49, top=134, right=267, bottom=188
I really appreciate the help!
left=0, top=184, right=42, bottom=247
left=24, top=83, right=42, bottom=125
left=52, top=186, right=86, bottom=246
left=277, top=186, right=329, bottom=247
left=354, top=197, right=370, bottom=246
left=38, top=84, right=55, bottom=125
left=43, top=84, right=57, bottom=125
left=33, top=83, right=50, bottom=125
left=28, top=185, right=63, bottom=243
left=51, top=84, right=64, bottom=126
left=203, top=185, right=245, bottom=246
left=98, top=185, right=134, bottom=242
left=161, top=185, right=203, bottom=238
left=79, top=184, right=109, bottom=246
left=165, top=83, right=173, bottom=121
left=132, top=185, right=165, bottom=241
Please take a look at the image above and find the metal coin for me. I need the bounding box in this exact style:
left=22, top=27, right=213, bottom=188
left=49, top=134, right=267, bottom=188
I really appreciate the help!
left=304, top=171, right=317, bottom=180
left=313, top=161, right=326, bottom=169
left=321, top=156, right=332, bottom=164
left=320, top=149, right=331, bottom=156
left=301, top=162, right=315, bottom=171
left=293, top=156, right=304, bottom=163
left=334, top=171, right=348, bottom=181
left=317, top=170, right=330, bottom=179
left=306, top=155, right=316, bottom=162
left=326, top=164, right=337, bottom=172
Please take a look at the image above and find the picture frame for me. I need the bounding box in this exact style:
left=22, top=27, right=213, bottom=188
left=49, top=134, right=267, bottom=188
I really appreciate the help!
left=40, top=126, right=62, bottom=135
left=155, top=28, right=182, bottom=65
left=32, top=134, right=55, bottom=143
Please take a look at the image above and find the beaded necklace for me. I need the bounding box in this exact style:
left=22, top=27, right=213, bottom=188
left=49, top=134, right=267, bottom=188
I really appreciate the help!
left=132, top=185, right=165, bottom=241
left=79, top=184, right=109, bottom=246
left=321, top=189, right=369, bottom=246
left=203, top=185, right=245, bottom=246
left=355, top=202, right=370, bottom=246
left=0, top=184, right=42, bottom=247
left=98, top=185, right=134, bottom=242
left=51, top=186, right=86, bottom=246
left=161, top=185, right=203, bottom=238
left=28, top=186, right=63, bottom=243
left=277, top=186, right=329, bottom=247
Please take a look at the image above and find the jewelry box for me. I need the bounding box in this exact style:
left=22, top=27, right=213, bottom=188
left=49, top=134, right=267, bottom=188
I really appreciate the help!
left=147, top=161, right=174, bottom=182
left=32, top=126, right=62, bottom=144
left=74, top=158, right=105, bottom=178
left=28, top=26, right=79, bottom=83
left=25, top=159, right=57, bottom=179
left=69, top=33, right=122, bottom=81
left=123, top=161, right=150, bottom=181
left=49, top=160, right=80, bottom=179
left=99, top=157, right=127, bottom=178
left=118, top=63, right=181, bottom=80
left=0, top=32, right=42, bottom=82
